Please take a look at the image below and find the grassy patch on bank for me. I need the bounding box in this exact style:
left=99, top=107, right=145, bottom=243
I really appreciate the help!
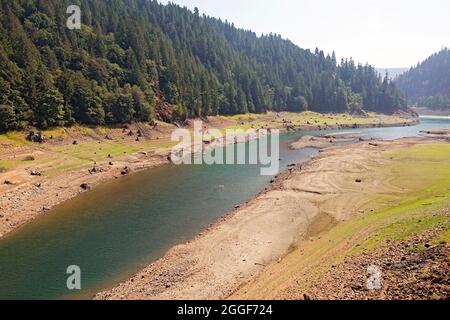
left=382, top=144, right=450, bottom=202
left=44, top=138, right=175, bottom=176
left=0, top=125, right=177, bottom=178
left=0, top=159, right=24, bottom=172
left=0, top=133, right=28, bottom=147
left=348, top=196, right=449, bottom=255
left=314, top=143, right=450, bottom=260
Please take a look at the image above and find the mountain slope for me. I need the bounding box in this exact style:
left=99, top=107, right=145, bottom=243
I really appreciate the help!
left=396, top=48, right=450, bottom=109
left=0, top=0, right=407, bottom=132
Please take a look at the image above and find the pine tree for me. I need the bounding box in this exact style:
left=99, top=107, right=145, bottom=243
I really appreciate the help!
left=0, top=104, right=16, bottom=133
left=33, top=65, right=65, bottom=128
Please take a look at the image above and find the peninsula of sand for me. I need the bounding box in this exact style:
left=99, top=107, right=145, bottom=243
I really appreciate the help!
left=96, top=131, right=450, bottom=300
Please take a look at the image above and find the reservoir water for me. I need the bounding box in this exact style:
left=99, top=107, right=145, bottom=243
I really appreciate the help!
left=0, top=116, right=449, bottom=299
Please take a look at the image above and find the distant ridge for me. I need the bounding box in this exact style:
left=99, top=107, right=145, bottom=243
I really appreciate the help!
left=376, top=68, right=409, bottom=79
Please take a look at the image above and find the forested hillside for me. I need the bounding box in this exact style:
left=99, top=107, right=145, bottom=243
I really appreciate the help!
left=0, top=0, right=407, bottom=132
left=396, top=48, right=450, bottom=109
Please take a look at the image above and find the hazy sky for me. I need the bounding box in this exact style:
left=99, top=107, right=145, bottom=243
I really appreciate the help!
left=159, top=0, right=449, bottom=68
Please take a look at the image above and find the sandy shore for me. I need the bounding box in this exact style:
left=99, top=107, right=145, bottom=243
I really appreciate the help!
left=95, top=133, right=446, bottom=300
left=0, top=114, right=417, bottom=239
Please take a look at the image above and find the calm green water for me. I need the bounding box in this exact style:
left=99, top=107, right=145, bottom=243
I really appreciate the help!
left=0, top=116, right=449, bottom=300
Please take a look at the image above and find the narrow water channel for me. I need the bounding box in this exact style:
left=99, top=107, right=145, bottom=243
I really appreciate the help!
left=0, top=116, right=448, bottom=299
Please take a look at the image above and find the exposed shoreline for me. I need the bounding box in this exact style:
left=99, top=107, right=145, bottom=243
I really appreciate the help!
left=0, top=115, right=417, bottom=240
left=95, top=134, right=446, bottom=300
left=411, top=107, right=450, bottom=117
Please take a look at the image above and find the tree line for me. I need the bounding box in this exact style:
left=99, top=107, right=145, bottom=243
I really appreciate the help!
left=0, top=0, right=407, bottom=132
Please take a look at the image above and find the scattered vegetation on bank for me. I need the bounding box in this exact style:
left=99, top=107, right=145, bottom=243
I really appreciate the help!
left=0, top=122, right=175, bottom=177
left=0, top=111, right=413, bottom=177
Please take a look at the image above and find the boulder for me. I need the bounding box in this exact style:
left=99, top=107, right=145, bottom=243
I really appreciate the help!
left=26, top=131, right=45, bottom=143
left=80, top=183, right=91, bottom=190
left=30, top=170, right=42, bottom=176
left=121, top=167, right=131, bottom=175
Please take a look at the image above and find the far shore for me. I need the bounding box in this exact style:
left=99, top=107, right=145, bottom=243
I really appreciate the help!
left=0, top=112, right=417, bottom=239
left=95, top=133, right=449, bottom=300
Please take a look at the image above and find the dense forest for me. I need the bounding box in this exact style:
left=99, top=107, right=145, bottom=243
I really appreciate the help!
left=0, top=0, right=407, bottom=132
left=396, top=48, right=450, bottom=110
